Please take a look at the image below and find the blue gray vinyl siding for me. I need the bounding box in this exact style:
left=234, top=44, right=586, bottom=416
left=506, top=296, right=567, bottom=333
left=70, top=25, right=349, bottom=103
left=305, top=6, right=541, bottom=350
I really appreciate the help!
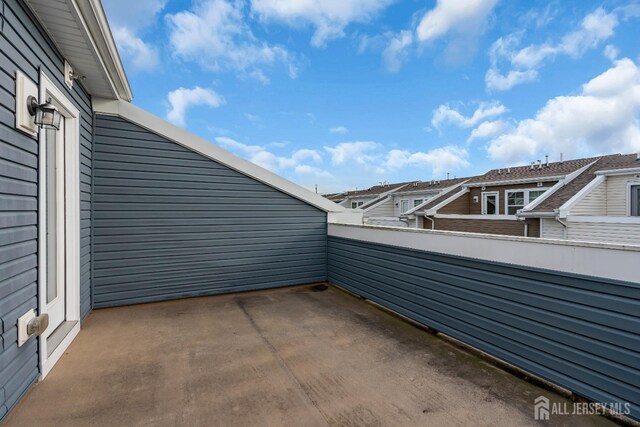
left=92, top=115, right=327, bottom=307
left=0, top=0, right=93, bottom=418
left=327, top=236, right=640, bottom=421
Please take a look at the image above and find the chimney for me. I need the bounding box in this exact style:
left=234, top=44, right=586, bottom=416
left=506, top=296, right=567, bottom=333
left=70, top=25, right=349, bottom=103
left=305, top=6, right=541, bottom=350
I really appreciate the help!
left=530, top=161, right=535, bottom=170
left=545, top=154, right=549, bottom=166
left=560, top=152, right=564, bottom=164
left=538, top=160, right=542, bottom=170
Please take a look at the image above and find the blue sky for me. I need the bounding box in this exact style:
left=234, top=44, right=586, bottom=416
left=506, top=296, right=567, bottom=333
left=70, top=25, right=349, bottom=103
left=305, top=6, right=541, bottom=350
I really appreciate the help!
left=103, top=0, right=640, bottom=193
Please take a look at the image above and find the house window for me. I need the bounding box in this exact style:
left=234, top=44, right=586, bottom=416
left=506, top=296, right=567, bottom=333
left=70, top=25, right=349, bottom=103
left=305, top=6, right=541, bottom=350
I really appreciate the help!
left=506, top=191, right=525, bottom=215
left=413, top=199, right=423, bottom=208
left=631, top=185, right=640, bottom=216
left=351, top=201, right=364, bottom=208
left=481, top=192, right=498, bottom=215
left=505, top=189, right=548, bottom=214
left=400, top=199, right=410, bottom=213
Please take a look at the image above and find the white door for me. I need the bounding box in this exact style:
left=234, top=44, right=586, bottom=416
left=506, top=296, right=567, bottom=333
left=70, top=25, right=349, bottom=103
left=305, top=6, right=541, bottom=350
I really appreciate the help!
left=43, top=119, right=66, bottom=334
left=482, top=192, right=499, bottom=215
left=38, top=72, right=81, bottom=379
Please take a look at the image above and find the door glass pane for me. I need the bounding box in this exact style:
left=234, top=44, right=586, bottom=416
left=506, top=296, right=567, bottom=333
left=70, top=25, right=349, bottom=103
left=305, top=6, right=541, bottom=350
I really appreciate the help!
left=401, top=200, right=409, bottom=213
left=46, top=128, right=58, bottom=303
left=485, top=195, right=497, bottom=214
left=632, top=186, right=640, bottom=216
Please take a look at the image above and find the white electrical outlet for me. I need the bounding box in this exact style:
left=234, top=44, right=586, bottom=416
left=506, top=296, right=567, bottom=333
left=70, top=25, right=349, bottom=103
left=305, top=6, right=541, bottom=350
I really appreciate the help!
left=18, top=309, right=36, bottom=347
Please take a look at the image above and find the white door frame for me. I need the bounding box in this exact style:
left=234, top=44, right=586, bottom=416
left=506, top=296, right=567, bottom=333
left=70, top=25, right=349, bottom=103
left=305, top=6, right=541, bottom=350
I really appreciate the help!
left=37, top=72, right=81, bottom=378
left=481, top=191, right=499, bottom=215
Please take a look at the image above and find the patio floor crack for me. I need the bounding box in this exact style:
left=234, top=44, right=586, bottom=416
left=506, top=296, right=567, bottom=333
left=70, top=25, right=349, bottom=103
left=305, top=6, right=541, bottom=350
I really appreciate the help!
left=235, top=298, right=332, bottom=426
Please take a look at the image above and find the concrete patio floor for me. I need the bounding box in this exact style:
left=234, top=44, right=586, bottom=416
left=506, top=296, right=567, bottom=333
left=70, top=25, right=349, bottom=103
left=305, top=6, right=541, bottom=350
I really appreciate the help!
left=4, top=285, right=616, bottom=426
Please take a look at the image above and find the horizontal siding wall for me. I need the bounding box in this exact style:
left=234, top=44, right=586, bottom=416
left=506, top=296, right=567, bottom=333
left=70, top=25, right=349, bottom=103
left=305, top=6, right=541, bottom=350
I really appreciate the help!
left=327, top=236, right=640, bottom=421
left=0, top=0, right=93, bottom=419
left=92, top=115, right=327, bottom=307
left=572, top=181, right=606, bottom=215
left=566, top=221, right=640, bottom=245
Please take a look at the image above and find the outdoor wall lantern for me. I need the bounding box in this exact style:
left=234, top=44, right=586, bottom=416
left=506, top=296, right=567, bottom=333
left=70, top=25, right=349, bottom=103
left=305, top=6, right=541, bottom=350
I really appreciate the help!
left=27, top=96, right=62, bottom=130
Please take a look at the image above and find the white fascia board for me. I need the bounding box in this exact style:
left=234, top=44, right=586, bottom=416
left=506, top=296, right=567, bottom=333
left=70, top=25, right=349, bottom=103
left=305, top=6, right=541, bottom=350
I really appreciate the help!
left=557, top=175, right=606, bottom=218
left=425, top=187, right=469, bottom=216
left=595, top=167, right=640, bottom=176
left=434, top=214, right=517, bottom=220
left=75, top=0, right=133, bottom=100
left=465, top=175, right=566, bottom=188
left=404, top=180, right=469, bottom=216
left=93, top=99, right=344, bottom=212
left=518, top=160, right=599, bottom=215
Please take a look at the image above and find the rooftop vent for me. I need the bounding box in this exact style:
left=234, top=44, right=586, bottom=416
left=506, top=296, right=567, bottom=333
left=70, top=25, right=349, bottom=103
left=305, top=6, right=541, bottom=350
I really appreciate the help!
left=530, top=161, right=535, bottom=170
left=560, top=152, right=564, bottom=164
left=538, top=160, right=542, bottom=170
left=545, top=154, right=549, bottom=167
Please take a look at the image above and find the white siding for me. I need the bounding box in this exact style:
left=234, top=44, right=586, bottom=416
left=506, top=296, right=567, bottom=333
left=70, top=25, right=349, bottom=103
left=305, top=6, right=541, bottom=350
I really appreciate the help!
left=364, top=198, right=394, bottom=218
left=606, top=174, right=640, bottom=216
left=572, top=182, right=606, bottom=215
left=566, top=221, right=640, bottom=245
left=541, top=218, right=565, bottom=239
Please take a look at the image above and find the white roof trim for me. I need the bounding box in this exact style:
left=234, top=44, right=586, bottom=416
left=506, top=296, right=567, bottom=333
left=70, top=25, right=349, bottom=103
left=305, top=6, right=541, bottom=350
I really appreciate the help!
left=518, top=160, right=598, bottom=214
left=595, top=166, right=640, bottom=176
left=93, top=99, right=344, bottom=212
left=425, top=187, right=469, bottom=216
left=465, top=175, right=566, bottom=187
left=404, top=180, right=470, bottom=215
left=557, top=175, right=606, bottom=218
left=78, top=0, right=133, bottom=100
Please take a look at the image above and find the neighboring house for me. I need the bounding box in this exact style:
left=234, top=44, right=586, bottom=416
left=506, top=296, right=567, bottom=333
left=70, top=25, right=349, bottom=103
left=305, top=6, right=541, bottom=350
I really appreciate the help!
left=518, top=153, right=640, bottom=245
left=367, top=177, right=471, bottom=228
left=324, top=181, right=410, bottom=208
left=413, top=157, right=599, bottom=237
left=0, top=0, right=343, bottom=419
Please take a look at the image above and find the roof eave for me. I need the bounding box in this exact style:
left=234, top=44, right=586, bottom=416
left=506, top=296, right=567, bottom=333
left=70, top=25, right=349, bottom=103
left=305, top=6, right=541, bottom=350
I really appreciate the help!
left=77, top=0, right=133, bottom=101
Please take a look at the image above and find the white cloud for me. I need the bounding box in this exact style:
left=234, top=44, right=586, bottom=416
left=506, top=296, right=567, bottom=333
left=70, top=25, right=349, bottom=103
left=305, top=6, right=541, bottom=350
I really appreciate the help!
left=468, top=120, right=508, bottom=142
left=112, top=27, right=159, bottom=71
left=167, top=0, right=295, bottom=82
left=215, top=137, right=325, bottom=174
left=382, top=30, right=414, bottom=72
left=416, top=0, right=499, bottom=43
left=487, top=58, right=640, bottom=163
left=103, top=0, right=166, bottom=72
left=294, top=165, right=333, bottom=178
left=329, top=126, right=349, bottom=134
left=250, top=0, right=395, bottom=47
left=166, top=87, right=225, bottom=126
left=432, top=101, right=507, bottom=129
left=103, top=0, right=167, bottom=32
left=604, top=44, right=619, bottom=61
left=385, top=145, right=469, bottom=176
left=487, top=8, right=619, bottom=90
left=324, top=141, right=381, bottom=165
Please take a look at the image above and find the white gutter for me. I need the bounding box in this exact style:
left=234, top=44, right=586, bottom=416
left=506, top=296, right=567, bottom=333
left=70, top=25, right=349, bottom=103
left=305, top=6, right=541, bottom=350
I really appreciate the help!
left=595, top=166, right=640, bottom=176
